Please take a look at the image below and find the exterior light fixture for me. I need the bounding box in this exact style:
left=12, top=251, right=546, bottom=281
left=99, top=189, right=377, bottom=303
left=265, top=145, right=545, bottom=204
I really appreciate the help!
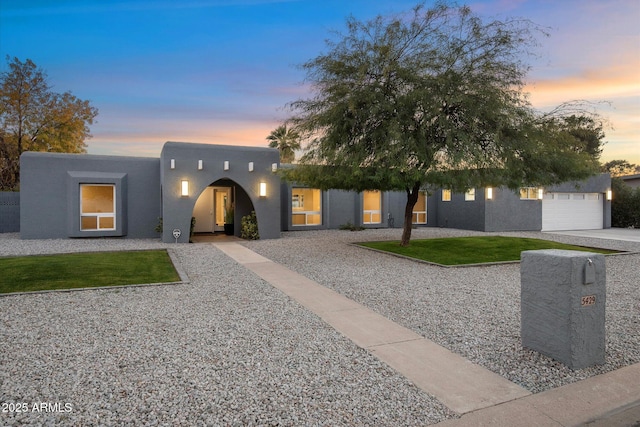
left=486, top=187, right=493, bottom=200
left=181, top=180, right=189, bottom=197
left=537, top=188, right=544, bottom=200
left=606, top=189, right=612, bottom=200
left=223, top=161, right=229, bottom=171
left=170, top=159, right=175, bottom=170
left=271, top=163, right=278, bottom=172
left=259, top=182, right=267, bottom=197
left=248, top=162, right=254, bottom=172
left=198, top=160, right=203, bottom=170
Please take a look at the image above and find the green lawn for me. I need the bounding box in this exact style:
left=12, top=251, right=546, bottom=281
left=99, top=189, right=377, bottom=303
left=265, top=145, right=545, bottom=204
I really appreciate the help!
left=0, top=250, right=181, bottom=294
left=359, top=236, right=618, bottom=266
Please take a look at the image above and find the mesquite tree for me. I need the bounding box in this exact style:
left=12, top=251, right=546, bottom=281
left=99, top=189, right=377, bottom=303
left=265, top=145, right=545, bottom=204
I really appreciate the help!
left=0, top=57, right=98, bottom=190
left=282, top=2, right=600, bottom=246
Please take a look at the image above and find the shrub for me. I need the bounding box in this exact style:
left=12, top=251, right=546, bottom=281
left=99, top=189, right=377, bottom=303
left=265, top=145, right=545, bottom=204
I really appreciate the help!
left=611, top=178, right=640, bottom=228
left=155, top=217, right=163, bottom=233
left=339, top=221, right=365, bottom=231
left=190, top=217, right=196, bottom=242
left=240, top=211, right=260, bottom=240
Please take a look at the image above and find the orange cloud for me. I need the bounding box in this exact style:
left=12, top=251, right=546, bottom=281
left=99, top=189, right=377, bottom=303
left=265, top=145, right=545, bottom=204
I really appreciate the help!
left=87, top=118, right=285, bottom=158
left=525, top=61, right=640, bottom=164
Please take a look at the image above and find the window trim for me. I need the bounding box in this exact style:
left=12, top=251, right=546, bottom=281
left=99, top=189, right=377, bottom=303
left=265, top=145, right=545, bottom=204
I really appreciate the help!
left=67, top=171, right=127, bottom=237
left=412, top=190, right=427, bottom=224
left=80, top=184, right=116, bottom=231
left=520, top=187, right=540, bottom=200
left=362, top=190, right=382, bottom=224
left=465, top=188, right=475, bottom=201
left=291, top=187, right=322, bottom=226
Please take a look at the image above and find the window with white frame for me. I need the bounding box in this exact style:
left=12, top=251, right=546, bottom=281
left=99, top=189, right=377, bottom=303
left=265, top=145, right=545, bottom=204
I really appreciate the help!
left=465, top=188, right=475, bottom=201
left=519, top=187, right=539, bottom=200
left=291, top=188, right=321, bottom=225
left=362, top=190, right=381, bottom=224
left=412, top=191, right=427, bottom=224
left=442, top=189, right=452, bottom=202
left=80, top=184, right=116, bottom=230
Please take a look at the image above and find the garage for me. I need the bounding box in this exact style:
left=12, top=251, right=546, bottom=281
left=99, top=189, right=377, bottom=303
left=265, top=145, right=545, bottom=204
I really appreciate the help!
left=542, top=192, right=604, bottom=231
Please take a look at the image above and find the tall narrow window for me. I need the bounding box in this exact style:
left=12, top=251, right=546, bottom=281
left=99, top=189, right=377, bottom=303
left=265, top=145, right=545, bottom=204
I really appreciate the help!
left=80, top=184, right=116, bottom=230
left=442, top=189, right=452, bottom=202
left=291, top=188, right=321, bottom=225
left=412, top=191, right=427, bottom=224
left=363, top=190, right=381, bottom=224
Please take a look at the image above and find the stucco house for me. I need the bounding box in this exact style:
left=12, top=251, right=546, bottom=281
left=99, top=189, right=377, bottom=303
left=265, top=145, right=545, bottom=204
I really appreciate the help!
left=19, top=141, right=611, bottom=243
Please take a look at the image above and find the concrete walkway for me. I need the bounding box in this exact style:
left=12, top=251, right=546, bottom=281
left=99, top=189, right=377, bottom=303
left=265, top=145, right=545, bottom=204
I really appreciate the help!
left=213, top=242, right=640, bottom=425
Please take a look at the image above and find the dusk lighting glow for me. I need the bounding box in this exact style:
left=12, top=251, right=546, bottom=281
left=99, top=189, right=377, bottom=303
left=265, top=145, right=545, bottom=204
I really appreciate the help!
left=181, top=180, right=189, bottom=197
left=1, top=1, right=638, bottom=163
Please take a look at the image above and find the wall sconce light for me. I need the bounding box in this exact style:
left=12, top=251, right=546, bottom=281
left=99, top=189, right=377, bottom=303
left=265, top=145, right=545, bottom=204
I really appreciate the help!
left=486, top=187, right=493, bottom=200
left=271, top=163, right=278, bottom=172
left=181, top=180, right=189, bottom=197
left=606, top=189, right=612, bottom=200
left=170, top=159, right=175, bottom=170
left=537, top=188, right=544, bottom=200
left=223, top=161, right=229, bottom=171
left=259, top=182, right=267, bottom=197
left=248, top=162, right=254, bottom=172
left=198, top=160, right=203, bottom=170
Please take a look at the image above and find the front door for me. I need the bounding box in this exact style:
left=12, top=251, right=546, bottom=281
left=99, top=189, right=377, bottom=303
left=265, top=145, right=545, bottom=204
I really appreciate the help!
left=193, top=186, right=232, bottom=233
left=213, top=188, right=230, bottom=232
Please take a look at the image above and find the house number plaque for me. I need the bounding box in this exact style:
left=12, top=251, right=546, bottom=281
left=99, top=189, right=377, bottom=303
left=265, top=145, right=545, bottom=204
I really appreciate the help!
left=581, top=295, right=596, bottom=307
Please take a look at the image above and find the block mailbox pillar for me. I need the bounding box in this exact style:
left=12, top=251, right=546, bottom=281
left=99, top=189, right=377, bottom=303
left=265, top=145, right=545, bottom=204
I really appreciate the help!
left=521, top=249, right=606, bottom=370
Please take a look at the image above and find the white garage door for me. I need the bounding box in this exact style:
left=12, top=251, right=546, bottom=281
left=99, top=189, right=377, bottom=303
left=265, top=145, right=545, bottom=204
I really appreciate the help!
left=542, top=193, right=603, bottom=231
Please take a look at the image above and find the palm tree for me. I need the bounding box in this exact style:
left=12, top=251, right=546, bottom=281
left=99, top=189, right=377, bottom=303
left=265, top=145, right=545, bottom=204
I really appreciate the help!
left=266, top=124, right=300, bottom=163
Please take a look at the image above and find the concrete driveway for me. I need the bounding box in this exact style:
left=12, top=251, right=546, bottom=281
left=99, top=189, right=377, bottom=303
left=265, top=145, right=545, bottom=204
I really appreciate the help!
left=547, top=227, right=640, bottom=242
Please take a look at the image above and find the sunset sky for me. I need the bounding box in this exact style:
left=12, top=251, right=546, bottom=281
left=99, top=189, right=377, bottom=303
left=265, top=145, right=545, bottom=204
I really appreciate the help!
left=1, top=0, right=638, bottom=164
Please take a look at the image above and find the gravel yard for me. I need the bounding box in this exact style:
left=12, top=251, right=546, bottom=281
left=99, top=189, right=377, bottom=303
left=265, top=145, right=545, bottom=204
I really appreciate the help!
left=0, top=233, right=454, bottom=426
left=1, top=228, right=638, bottom=426
left=246, top=228, right=640, bottom=393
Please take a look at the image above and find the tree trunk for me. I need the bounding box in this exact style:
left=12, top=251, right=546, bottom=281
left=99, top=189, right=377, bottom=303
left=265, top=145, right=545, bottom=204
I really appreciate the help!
left=400, top=182, right=421, bottom=247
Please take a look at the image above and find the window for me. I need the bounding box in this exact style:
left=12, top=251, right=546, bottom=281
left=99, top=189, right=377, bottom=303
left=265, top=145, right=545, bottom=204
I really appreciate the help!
left=291, top=188, right=321, bottom=225
left=412, top=191, right=427, bottom=224
left=442, top=189, right=451, bottom=202
left=363, top=190, right=381, bottom=224
left=80, top=184, right=115, bottom=230
left=465, top=188, right=475, bottom=201
left=519, top=187, right=540, bottom=200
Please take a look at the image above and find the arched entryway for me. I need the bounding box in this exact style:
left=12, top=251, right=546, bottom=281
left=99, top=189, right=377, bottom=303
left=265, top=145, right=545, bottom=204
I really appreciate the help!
left=160, top=142, right=281, bottom=243
left=192, top=178, right=255, bottom=237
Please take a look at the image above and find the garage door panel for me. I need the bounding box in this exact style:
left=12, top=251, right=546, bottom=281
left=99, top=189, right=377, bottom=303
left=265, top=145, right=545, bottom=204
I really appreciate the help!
left=542, top=193, right=603, bottom=231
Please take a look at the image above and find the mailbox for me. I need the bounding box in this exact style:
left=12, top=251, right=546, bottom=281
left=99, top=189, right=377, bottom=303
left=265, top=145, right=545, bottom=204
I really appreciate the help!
left=521, top=250, right=606, bottom=370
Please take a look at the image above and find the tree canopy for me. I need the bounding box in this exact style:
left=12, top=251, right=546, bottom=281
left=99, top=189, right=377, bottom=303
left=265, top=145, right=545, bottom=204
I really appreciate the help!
left=602, top=159, right=639, bottom=177
left=281, top=2, right=603, bottom=245
left=0, top=56, right=98, bottom=190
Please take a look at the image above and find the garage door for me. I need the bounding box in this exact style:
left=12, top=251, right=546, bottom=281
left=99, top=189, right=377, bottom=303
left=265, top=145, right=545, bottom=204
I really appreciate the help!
left=542, top=193, right=603, bottom=231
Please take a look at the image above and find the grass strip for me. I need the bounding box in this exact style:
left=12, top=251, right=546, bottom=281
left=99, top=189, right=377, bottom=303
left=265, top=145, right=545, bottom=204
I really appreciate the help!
left=359, top=236, right=618, bottom=266
left=0, top=250, right=180, bottom=294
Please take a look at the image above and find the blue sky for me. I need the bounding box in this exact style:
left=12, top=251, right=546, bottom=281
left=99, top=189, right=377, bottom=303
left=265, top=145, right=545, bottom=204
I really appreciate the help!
left=1, top=0, right=638, bottom=163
